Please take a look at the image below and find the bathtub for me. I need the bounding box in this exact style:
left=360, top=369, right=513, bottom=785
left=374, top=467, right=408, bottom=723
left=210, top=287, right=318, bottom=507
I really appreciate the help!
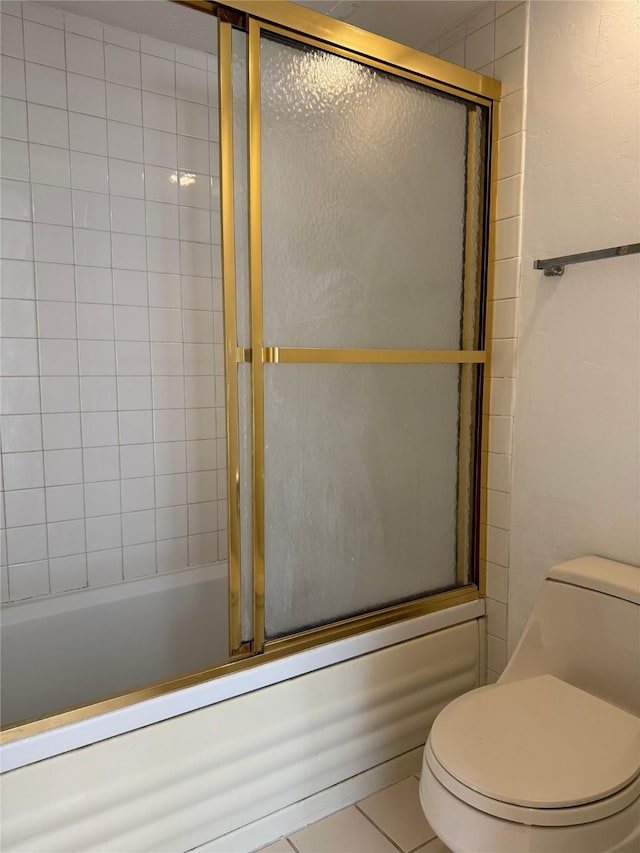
left=1, top=583, right=484, bottom=851
left=1, top=562, right=229, bottom=727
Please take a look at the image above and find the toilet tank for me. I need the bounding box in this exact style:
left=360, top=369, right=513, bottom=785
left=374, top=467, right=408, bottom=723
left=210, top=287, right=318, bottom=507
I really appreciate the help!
left=500, top=556, right=640, bottom=715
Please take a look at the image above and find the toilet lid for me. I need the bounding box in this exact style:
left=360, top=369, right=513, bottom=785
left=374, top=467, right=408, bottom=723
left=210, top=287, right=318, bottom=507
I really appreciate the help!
left=430, top=675, right=640, bottom=809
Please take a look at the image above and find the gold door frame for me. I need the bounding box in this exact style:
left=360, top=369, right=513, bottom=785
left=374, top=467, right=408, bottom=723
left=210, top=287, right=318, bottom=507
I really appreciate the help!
left=240, top=9, right=497, bottom=653
left=1, top=0, right=500, bottom=743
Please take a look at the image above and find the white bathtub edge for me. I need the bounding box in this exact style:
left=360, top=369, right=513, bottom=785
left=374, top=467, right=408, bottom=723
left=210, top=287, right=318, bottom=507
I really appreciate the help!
left=1, top=562, right=227, bottom=626
left=1, top=598, right=485, bottom=772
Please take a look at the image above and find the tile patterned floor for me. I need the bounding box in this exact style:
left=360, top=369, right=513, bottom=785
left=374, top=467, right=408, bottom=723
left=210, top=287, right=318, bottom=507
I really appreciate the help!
left=257, top=776, right=451, bottom=853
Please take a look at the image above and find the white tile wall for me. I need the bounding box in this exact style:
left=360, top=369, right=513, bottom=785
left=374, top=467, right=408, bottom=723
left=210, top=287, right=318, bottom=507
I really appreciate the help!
left=1, top=2, right=226, bottom=602
left=431, top=1, right=528, bottom=680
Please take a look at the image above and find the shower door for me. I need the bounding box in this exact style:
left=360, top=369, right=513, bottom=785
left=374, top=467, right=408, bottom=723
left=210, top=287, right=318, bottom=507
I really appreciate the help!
left=218, top=6, right=496, bottom=656
left=228, top=17, right=493, bottom=654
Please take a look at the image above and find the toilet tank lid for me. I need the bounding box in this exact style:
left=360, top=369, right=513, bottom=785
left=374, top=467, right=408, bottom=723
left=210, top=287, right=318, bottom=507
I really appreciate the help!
left=548, top=556, right=640, bottom=604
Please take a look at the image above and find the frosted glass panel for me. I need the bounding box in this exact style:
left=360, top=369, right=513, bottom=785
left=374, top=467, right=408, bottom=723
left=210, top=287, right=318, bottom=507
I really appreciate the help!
left=264, top=364, right=475, bottom=639
left=260, top=34, right=476, bottom=350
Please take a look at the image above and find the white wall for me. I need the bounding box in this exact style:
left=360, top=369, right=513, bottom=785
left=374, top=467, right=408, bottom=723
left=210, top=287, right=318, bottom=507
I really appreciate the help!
left=509, top=0, right=640, bottom=649
left=0, top=2, right=228, bottom=603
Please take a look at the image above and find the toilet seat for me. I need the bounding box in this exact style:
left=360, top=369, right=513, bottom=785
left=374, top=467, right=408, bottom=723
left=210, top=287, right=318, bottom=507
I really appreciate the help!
left=427, top=674, right=640, bottom=827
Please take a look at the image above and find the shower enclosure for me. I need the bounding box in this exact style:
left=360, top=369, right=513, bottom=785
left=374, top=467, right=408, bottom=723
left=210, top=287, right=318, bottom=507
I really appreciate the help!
left=0, top=0, right=499, bottom=742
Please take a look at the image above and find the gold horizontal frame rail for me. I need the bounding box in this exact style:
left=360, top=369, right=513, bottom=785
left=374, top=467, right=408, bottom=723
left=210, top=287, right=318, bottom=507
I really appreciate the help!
left=265, top=585, right=479, bottom=656
left=172, top=1, right=500, bottom=101
left=1, top=584, right=479, bottom=744
left=263, top=347, right=486, bottom=365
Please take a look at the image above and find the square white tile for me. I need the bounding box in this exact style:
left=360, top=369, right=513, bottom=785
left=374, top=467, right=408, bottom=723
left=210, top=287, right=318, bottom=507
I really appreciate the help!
left=106, top=82, right=142, bottom=125
left=86, top=514, right=122, bottom=552
left=176, top=62, right=208, bottom=105
left=40, top=377, right=80, bottom=413
left=290, top=806, right=397, bottom=853
left=117, top=376, right=152, bottom=410
left=49, top=553, right=87, bottom=593
left=72, top=189, right=110, bottom=230
left=67, top=72, right=106, bottom=117
left=74, top=228, right=111, bottom=268
left=122, top=509, right=155, bottom=546
left=70, top=151, right=109, bottom=193
left=1, top=11, right=24, bottom=60
left=116, top=344, right=149, bottom=381
left=123, top=541, right=156, bottom=579
left=1, top=140, right=29, bottom=184
left=4, top=488, right=46, bottom=528
left=8, top=560, right=49, bottom=600
left=29, top=143, right=70, bottom=187
left=0, top=178, right=30, bottom=221
left=87, top=547, right=123, bottom=586
left=79, top=376, right=116, bottom=412
left=47, top=518, right=85, bottom=559
left=83, top=445, right=120, bottom=482
left=45, top=484, right=85, bottom=523
left=32, top=184, right=72, bottom=226
left=66, top=31, right=105, bottom=79
left=76, top=267, right=112, bottom=304
left=85, top=481, right=121, bottom=518
left=39, top=339, right=78, bottom=376
left=24, top=61, right=66, bottom=108
left=105, top=44, right=141, bottom=88
left=143, top=91, right=176, bottom=133
left=108, top=158, right=144, bottom=198
left=37, top=300, right=76, bottom=339
left=108, top=121, right=144, bottom=163
left=69, top=113, right=108, bottom=156
left=358, top=776, right=435, bottom=853
left=1, top=219, right=33, bottom=260
left=2, top=450, right=44, bottom=490
left=142, top=54, right=175, bottom=98
left=43, top=448, right=83, bottom=486
left=23, top=21, right=66, bottom=70
left=1, top=55, right=26, bottom=100
left=42, top=412, right=82, bottom=450
left=1, top=96, right=28, bottom=141
left=27, top=102, right=69, bottom=148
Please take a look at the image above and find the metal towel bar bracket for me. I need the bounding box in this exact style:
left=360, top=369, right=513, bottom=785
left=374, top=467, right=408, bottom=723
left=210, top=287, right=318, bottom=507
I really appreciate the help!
left=534, top=242, right=640, bottom=276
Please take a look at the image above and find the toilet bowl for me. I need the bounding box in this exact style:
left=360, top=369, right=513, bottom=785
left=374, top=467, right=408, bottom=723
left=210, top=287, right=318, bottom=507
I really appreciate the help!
left=419, top=556, right=640, bottom=853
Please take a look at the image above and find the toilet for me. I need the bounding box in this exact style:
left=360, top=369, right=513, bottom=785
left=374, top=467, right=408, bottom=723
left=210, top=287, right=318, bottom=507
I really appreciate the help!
left=419, top=556, right=640, bottom=853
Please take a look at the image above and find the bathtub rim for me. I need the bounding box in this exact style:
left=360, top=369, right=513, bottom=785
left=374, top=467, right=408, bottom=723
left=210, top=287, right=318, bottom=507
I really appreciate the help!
left=0, top=580, right=484, bottom=772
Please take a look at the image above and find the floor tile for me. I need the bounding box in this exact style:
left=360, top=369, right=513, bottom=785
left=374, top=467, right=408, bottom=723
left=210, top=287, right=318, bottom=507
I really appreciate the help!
left=256, top=839, right=295, bottom=853
left=358, top=777, right=436, bottom=852
left=289, top=806, right=397, bottom=853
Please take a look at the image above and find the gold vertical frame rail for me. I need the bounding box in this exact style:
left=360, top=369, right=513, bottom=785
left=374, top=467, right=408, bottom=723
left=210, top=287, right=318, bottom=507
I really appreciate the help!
left=478, top=99, right=501, bottom=598
left=248, top=18, right=266, bottom=651
left=456, top=107, right=482, bottom=587
left=218, top=18, right=244, bottom=655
